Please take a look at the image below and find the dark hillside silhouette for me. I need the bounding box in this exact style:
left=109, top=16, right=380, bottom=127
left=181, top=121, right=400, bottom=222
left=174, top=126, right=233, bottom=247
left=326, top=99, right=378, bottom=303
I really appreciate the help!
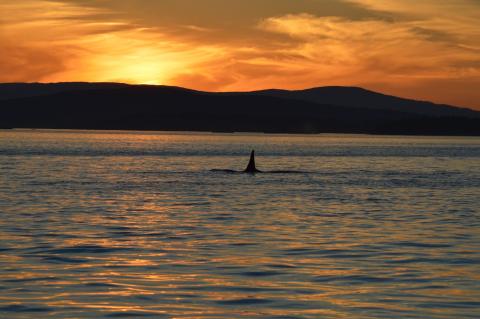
left=0, top=82, right=129, bottom=101
left=253, top=86, right=478, bottom=118
left=1, top=83, right=479, bottom=135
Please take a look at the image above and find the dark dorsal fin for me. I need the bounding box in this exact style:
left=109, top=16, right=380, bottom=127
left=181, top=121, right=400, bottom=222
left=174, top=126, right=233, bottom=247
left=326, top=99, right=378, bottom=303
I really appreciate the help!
left=244, top=150, right=260, bottom=173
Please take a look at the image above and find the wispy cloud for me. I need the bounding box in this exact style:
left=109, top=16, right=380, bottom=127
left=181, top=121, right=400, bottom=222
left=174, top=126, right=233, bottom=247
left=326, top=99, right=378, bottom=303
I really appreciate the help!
left=0, top=0, right=229, bottom=84
left=257, top=9, right=480, bottom=107
left=0, top=0, right=479, bottom=108
left=259, top=13, right=479, bottom=77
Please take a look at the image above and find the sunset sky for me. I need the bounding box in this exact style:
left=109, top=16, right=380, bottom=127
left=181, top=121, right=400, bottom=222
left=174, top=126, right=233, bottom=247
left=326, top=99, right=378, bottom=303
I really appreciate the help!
left=1, top=0, right=479, bottom=109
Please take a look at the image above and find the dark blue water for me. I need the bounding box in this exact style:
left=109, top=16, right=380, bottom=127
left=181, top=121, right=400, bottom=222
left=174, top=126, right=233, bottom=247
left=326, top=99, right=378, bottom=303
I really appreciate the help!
left=0, top=130, right=479, bottom=318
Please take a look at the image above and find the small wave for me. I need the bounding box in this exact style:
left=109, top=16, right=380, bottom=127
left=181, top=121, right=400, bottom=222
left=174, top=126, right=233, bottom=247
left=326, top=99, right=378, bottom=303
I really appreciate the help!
left=210, top=169, right=310, bottom=174
left=210, top=169, right=239, bottom=174
left=216, top=298, right=274, bottom=306
left=229, top=242, right=258, bottom=247
left=267, top=170, right=310, bottom=174
left=184, top=285, right=280, bottom=293
left=0, top=304, right=53, bottom=313
left=265, top=263, right=297, bottom=269
left=210, top=215, right=239, bottom=222
left=41, top=255, right=87, bottom=264
left=238, top=270, right=284, bottom=277
left=46, top=245, right=130, bottom=254
left=417, top=301, right=480, bottom=309
left=3, top=276, right=59, bottom=283
left=314, top=275, right=392, bottom=284
left=388, top=257, right=479, bottom=265
left=84, top=282, right=121, bottom=288
left=105, top=312, right=160, bottom=318
left=389, top=241, right=452, bottom=248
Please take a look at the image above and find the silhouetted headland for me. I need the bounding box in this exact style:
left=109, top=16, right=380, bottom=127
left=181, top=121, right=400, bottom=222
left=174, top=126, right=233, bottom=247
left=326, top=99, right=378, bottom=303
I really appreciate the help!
left=1, top=82, right=479, bottom=136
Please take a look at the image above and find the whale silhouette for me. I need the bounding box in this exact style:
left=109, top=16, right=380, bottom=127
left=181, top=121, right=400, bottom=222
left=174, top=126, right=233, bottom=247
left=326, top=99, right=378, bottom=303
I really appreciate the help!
left=244, top=150, right=262, bottom=173
left=210, top=150, right=307, bottom=174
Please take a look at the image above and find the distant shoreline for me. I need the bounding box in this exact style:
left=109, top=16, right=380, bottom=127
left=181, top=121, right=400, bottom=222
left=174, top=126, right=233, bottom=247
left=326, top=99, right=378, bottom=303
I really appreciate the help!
left=2, top=127, right=480, bottom=138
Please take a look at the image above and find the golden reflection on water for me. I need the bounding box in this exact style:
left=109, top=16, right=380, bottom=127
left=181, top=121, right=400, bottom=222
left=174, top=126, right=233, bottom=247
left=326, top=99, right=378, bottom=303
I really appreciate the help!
left=0, top=130, right=479, bottom=318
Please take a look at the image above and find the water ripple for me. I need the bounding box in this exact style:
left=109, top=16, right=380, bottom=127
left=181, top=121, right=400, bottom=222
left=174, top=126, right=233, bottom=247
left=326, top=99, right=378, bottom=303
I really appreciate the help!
left=1, top=131, right=479, bottom=319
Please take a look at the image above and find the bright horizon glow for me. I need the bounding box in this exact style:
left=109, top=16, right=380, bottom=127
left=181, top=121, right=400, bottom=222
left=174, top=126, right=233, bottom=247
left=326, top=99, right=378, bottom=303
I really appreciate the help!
left=1, top=0, right=479, bottom=109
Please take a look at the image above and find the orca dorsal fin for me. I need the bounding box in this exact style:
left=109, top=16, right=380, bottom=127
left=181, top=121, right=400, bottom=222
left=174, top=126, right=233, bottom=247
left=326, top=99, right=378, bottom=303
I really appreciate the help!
left=244, top=150, right=259, bottom=173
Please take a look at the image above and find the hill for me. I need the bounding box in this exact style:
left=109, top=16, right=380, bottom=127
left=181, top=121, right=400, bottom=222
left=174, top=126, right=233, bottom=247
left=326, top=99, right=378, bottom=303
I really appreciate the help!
left=1, top=83, right=479, bottom=135
left=253, top=86, right=478, bottom=118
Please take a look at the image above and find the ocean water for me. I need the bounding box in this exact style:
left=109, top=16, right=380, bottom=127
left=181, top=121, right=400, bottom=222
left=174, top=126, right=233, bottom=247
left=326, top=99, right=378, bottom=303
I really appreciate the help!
left=0, top=129, right=479, bottom=319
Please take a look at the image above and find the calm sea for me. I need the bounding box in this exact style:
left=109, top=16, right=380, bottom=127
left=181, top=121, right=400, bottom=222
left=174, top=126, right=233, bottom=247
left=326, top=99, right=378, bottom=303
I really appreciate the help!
left=0, top=129, right=479, bottom=319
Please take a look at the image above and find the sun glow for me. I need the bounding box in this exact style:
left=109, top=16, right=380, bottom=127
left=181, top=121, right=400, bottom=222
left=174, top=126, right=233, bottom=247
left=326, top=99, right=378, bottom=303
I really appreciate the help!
left=1, top=0, right=480, bottom=108
left=91, top=46, right=178, bottom=85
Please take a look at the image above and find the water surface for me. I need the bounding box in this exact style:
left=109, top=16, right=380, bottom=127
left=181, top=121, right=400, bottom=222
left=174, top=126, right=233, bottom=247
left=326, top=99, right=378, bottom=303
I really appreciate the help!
left=0, top=130, right=479, bottom=318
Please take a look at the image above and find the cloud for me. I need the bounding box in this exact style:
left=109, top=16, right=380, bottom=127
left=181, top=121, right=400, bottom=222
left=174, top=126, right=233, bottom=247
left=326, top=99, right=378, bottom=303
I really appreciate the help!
left=0, top=42, right=68, bottom=82
left=256, top=12, right=480, bottom=107
left=0, top=0, right=479, bottom=108
left=0, top=0, right=228, bottom=84
left=0, top=0, right=125, bottom=82
left=343, top=0, right=479, bottom=15
left=260, top=13, right=478, bottom=77
left=341, top=0, right=480, bottom=49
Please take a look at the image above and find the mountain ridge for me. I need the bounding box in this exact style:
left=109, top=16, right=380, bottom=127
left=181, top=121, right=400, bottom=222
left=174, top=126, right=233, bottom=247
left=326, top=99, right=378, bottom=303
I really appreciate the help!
left=1, top=82, right=478, bottom=116
left=0, top=82, right=478, bottom=112
left=251, top=86, right=478, bottom=118
left=1, top=82, right=479, bottom=135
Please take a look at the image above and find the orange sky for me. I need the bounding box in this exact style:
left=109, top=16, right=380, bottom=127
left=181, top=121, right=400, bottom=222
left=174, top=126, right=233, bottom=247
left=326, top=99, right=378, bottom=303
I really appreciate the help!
left=1, top=0, right=479, bottom=109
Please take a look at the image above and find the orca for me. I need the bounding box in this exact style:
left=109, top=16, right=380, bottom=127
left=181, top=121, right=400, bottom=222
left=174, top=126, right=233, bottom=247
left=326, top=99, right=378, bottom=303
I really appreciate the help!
left=244, top=150, right=262, bottom=173
left=210, top=150, right=307, bottom=174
